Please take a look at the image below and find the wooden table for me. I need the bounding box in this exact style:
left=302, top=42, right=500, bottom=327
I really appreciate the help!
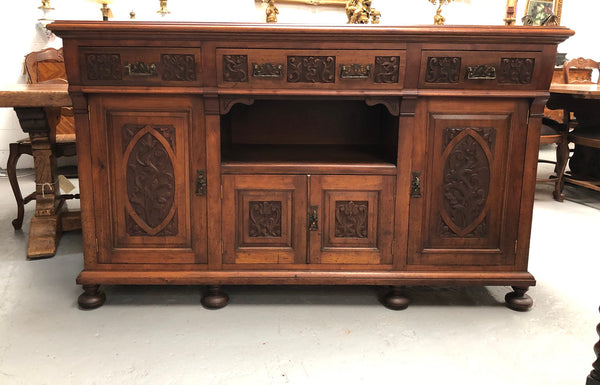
left=0, top=83, right=79, bottom=258
left=548, top=83, right=600, bottom=182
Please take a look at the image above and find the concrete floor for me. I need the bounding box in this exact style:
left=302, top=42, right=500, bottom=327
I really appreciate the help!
left=0, top=158, right=599, bottom=385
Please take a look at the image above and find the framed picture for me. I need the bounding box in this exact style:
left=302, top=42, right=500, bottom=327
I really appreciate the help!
left=524, top=0, right=563, bottom=25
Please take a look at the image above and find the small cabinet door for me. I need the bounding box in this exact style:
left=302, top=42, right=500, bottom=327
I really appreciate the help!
left=222, top=175, right=307, bottom=264
left=309, top=175, right=395, bottom=265
left=89, top=95, right=207, bottom=264
left=408, top=98, right=528, bottom=267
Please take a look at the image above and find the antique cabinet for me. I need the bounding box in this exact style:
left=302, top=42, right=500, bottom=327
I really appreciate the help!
left=48, top=22, right=573, bottom=310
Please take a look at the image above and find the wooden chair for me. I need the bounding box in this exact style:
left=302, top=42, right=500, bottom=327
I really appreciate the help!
left=554, top=57, right=600, bottom=197
left=6, top=47, right=78, bottom=230
left=538, top=62, right=569, bottom=202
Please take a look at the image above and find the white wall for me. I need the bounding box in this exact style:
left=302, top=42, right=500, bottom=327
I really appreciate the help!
left=0, top=0, right=597, bottom=169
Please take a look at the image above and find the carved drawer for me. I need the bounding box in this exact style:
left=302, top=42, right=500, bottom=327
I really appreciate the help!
left=419, top=50, right=544, bottom=90
left=78, top=47, right=202, bottom=86
left=217, top=49, right=406, bottom=90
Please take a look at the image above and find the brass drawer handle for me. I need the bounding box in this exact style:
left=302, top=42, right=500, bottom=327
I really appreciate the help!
left=252, top=63, right=284, bottom=78
left=340, top=64, right=371, bottom=79
left=466, top=64, right=497, bottom=80
left=124, top=61, right=158, bottom=77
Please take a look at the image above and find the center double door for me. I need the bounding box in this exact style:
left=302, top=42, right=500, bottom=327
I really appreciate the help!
left=222, top=174, right=395, bottom=266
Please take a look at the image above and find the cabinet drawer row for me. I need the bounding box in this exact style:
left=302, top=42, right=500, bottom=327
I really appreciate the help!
left=77, top=46, right=543, bottom=90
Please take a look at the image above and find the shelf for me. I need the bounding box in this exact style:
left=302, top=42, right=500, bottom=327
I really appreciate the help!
left=221, top=145, right=397, bottom=175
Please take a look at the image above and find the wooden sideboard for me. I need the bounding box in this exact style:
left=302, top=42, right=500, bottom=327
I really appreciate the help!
left=48, top=21, right=573, bottom=310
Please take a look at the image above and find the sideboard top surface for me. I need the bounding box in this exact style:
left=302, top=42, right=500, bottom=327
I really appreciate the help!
left=48, top=21, right=573, bottom=44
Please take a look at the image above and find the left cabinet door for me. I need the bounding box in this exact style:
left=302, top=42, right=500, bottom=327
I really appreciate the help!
left=89, top=95, right=207, bottom=264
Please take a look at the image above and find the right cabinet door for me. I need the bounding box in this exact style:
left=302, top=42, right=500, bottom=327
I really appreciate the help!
left=408, top=98, right=529, bottom=268
left=309, top=175, right=395, bottom=265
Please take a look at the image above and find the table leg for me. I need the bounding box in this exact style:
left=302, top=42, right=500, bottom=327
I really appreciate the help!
left=588, top=306, right=600, bottom=385
left=14, top=107, right=63, bottom=259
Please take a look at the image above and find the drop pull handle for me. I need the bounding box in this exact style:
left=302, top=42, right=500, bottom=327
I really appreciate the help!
left=308, top=206, right=319, bottom=231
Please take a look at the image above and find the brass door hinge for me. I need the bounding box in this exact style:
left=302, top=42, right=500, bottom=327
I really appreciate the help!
left=88, top=105, right=91, bottom=121
left=95, top=237, right=99, bottom=255
left=221, top=239, right=224, bottom=255
left=220, top=184, right=223, bottom=200
left=514, top=240, right=518, bottom=255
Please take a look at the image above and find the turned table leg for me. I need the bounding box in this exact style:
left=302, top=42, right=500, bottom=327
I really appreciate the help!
left=201, top=285, right=229, bottom=309
left=587, top=306, right=600, bottom=385
left=381, top=286, right=411, bottom=310
left=505, top=286, right=533, bottom=311
left=78, top=284, right=106, bottom=309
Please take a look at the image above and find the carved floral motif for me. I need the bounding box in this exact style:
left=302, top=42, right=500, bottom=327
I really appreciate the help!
left=126, top=132, right=176, bottom=234
left=498, top=58, right=535, bottom=84
left=161, top=54, right=196, bottom=81
left=248, top=201, right=282, bottom=237
left=374, top=56, right=400, bottom=83
left=287, top=56, right=335, bottom=83
left=425, top=57, right=461, bottom=83
left=86, top=53, right=122, bottom=81
left=223, top=55, right=248, bottom=82
left=441, top=130, right=492, bottom=233
left=335, top=201, right=368, bottom=238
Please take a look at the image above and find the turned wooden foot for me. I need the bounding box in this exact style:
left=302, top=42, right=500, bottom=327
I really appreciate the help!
left=201, top=285, right=229, bottom=309
left=587, top=306, right=600, bottom=385
left=381, top=286, right=411, bottom=310
left=78, top=284, right=106, bottom=309
left=505, top=286, right=533, bottom=311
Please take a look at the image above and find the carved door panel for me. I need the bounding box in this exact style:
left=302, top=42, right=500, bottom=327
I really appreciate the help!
left=309, top=175, right=395, bottom=265
left=408, top=99, right=528, bottom=267
left=90, top=95, right=207, bottom=264
left=222, top=175, right=307, bottom=265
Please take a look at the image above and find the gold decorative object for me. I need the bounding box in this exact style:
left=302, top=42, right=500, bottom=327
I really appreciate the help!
left=504, top=0, right=517, bottom=25
left=38, top=0, right=54, bottom=11
left=256, top=0, right=347, bottom=6
left=428, top=0, right=453, bottom=25
left=266, top=0, right=279, bottom=23
left=130, top=10, right=136, bottom=19
left=345, top=0, right=381, bottom=24
left=157, top=0, right=170, bottom=17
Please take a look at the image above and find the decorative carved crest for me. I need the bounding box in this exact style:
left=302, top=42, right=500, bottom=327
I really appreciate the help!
left=287, top=56, right=335, bottom=83
left=425, top=57, right=461, bottom=83
left=335, top=201, right=368, bottom=238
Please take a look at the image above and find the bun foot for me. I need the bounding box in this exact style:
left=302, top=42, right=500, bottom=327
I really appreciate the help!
left=201, top=285, right=229, bottom=309
left=78, top=284, right=106, bottom=310
left=381, top=286, right=411, bottom=310
left=505, top=286, right=533, bottom=311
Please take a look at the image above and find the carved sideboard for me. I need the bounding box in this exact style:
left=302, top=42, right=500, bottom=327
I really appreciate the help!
left=48, top=21, right=573, bottom=310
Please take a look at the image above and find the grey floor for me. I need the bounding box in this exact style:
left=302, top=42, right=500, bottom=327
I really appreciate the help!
left=0, top=151, right=599, bottom=385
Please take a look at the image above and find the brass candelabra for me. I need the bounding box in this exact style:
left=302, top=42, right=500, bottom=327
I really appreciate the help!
left=429, top=0, right=453, bottom=25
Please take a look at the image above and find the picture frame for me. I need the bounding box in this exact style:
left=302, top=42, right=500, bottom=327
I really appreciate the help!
left=524, top=0, right=563, bottom=26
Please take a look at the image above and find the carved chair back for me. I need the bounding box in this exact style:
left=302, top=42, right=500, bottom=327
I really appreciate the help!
left=23, top=47, right=74, bottom=142
left=563, top=57, right=600, bottom=84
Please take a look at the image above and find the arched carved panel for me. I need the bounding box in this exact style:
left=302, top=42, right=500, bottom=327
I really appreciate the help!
left=124, top=128, right=177, bottom=235
left=440, top=128, right=494, bottom=237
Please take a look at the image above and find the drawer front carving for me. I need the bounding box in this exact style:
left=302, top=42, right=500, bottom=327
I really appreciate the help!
left=419, top=50, right=542, bottom=89
left=217, top=49, right=405, bottom=89
left=80, top=47, right=202, bottom=86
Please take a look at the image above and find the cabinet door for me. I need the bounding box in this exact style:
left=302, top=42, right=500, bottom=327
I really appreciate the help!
left=408, top=99, right=528, bottom=267
left=90, top=95, right=207, bottom=264
left=222, top=175, right=307, bottom=265
left=309, top=175, right=395, bottom=265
